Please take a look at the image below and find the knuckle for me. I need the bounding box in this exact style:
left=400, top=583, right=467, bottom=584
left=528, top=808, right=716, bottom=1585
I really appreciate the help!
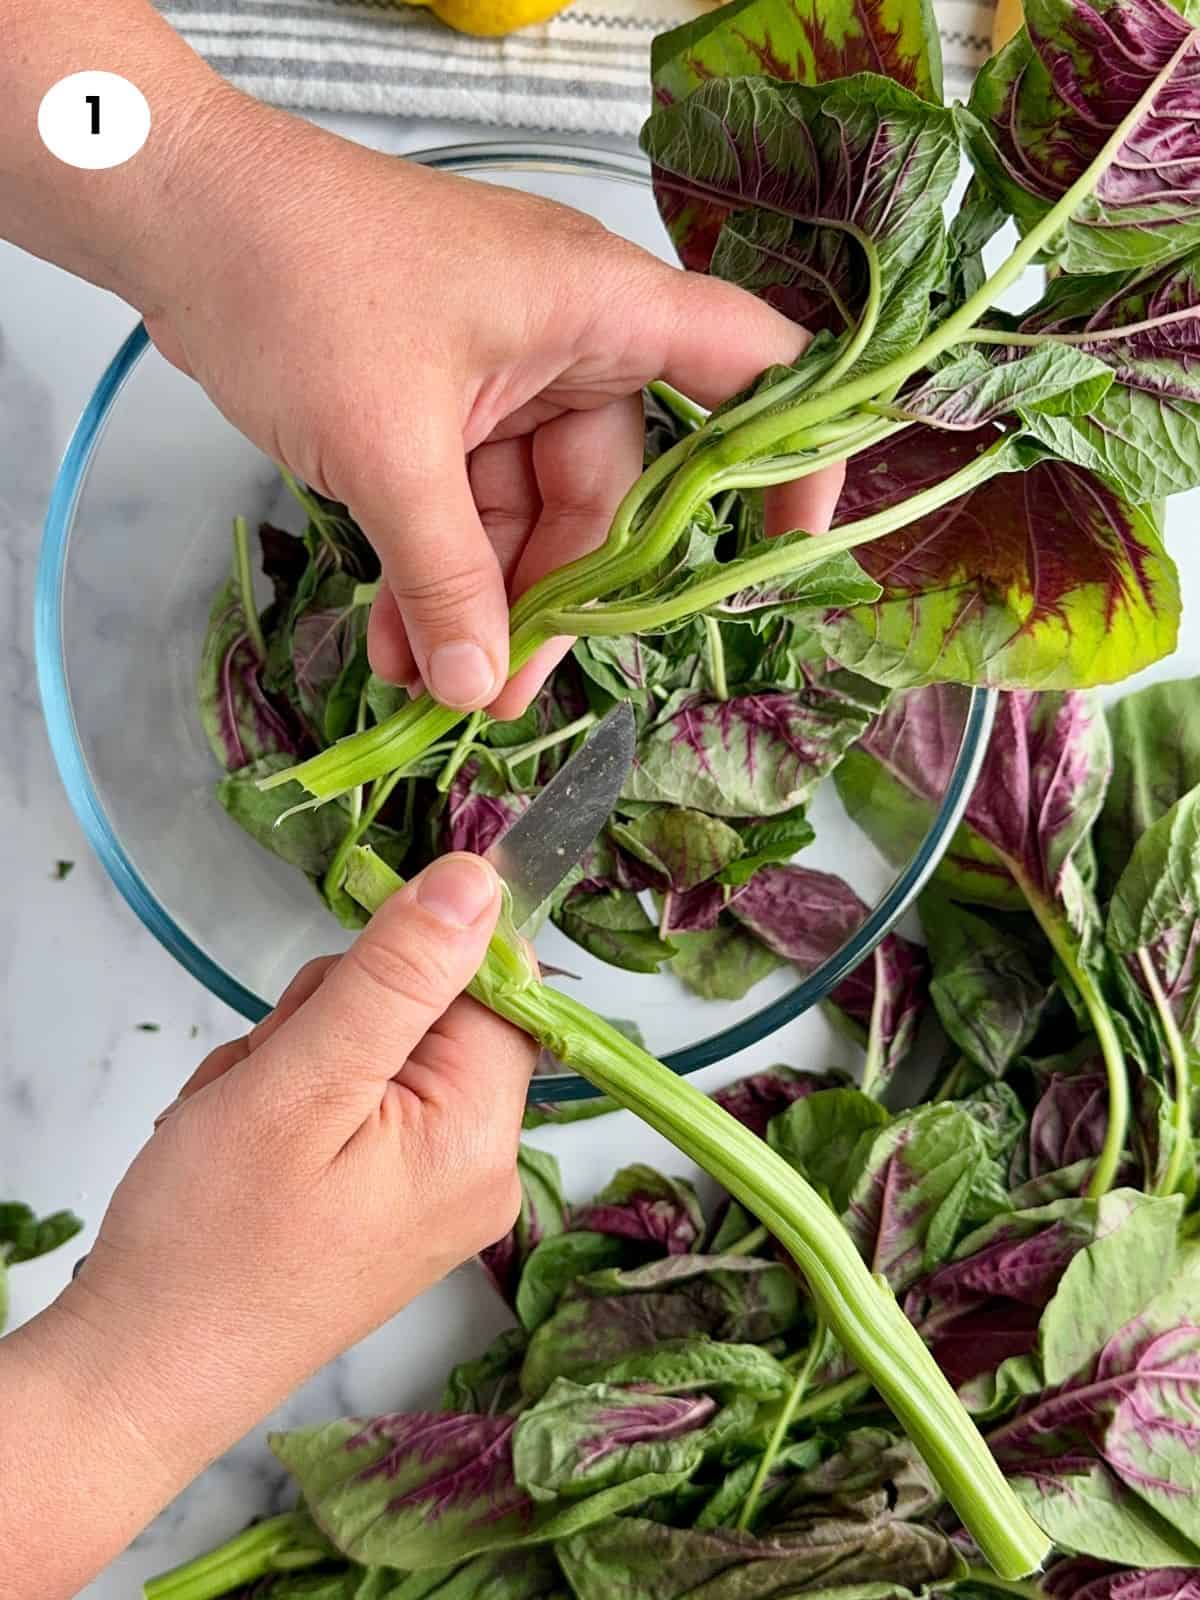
left=392, top=564, right=493, bottom=625
left=346, top=930, right=453, bottom=1017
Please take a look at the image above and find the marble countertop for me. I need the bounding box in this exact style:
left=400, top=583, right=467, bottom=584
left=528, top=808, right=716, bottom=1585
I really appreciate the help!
left=0, top=111, right=874, bottom=1596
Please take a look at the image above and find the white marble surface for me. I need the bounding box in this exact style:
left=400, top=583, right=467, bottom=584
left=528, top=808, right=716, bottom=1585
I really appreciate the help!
left=0, top=111, right=872, bottom=1598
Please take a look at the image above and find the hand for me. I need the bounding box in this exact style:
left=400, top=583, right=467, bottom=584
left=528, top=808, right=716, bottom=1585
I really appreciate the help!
left=133, top=94, right=844, bottom=717
left=45, top=854, right=532, bottom=1503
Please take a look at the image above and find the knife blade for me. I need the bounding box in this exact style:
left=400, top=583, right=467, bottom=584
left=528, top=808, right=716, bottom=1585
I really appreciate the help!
left=484, top=700, right=636, bottom=933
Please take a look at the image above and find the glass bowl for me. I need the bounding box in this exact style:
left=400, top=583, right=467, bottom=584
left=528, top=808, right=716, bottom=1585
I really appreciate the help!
left=36, top=139, right=995, bottom=1102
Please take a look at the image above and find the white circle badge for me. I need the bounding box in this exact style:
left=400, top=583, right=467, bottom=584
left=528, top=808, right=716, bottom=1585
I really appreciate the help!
left=38, top=71, right=151, bottom=171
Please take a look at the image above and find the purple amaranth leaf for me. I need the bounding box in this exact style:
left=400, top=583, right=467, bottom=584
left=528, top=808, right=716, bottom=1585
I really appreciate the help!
left=841, top=1103, right=1002, bottom=1295
left=1044, top=1558, right=1200, bottom=1600
left=519, top=1255, right=803, bottom=1398
left=844, top=686, right=1112, bottom=919
left=272, top=1411, right=533, bottom=1567
left=272, top=1401, right=681, bottom=1571
left=1022, top=1072, right=1111, bottom=1183
left=445, top=761, right=531, bottom=858
left=650, top=0, right=943, bottom=111
left=292, top=599, right=365, bottom=727
left=821, top=431, right=1178, bottom=690
left=643, top=76, right=957, bottom=377
left=511, top=1379, right=735, bottom=1500
left=661, top=881, right=729, bottom=933
left=571, top=1165, right=705, bottom=1256
left=479, top=1147, right=566, bottom=1311
left=988, top=1281, right=1200, bottom=1563
left=712, top=1066, right=825, bottom=1140
left=198, top=581, right=302, bottom=773
left=907, top=1210, right=1097, bottom=1388
left=729, top=865, right=928, bottom=1084
left=965, top=0, right=1200, bottom=275
left=624, top=681, right=877, bottom=819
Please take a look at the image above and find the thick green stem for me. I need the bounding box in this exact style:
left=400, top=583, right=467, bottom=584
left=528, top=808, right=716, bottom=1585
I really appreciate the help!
left=1019, top=878, right=1128, bottom=1200
left=550, top=439, right=1011, bottom=639
left=320, top=764, right=406, bottom=906
left=143, top=1512, right=326, bottom=1600
left=1135, top=947, right=1192, bottom=1197
left=231, top=516, right=266, bottom=662
left=737, top=1322, right=826, bottom=1530
left=342, top=848, right=1051, bottom=1579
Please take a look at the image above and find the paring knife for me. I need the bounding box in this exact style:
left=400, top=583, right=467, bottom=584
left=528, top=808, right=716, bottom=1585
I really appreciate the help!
left=483, top=700, right=636, bottom=935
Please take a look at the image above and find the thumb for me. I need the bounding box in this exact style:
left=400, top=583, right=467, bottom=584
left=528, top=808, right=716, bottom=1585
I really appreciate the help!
left=251, top=854, right=502, bottom=1135
left=348, top=395, right=511, bottom=709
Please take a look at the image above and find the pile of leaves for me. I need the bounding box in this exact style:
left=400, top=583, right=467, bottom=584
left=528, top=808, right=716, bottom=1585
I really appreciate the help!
left=199, top=463, right=929, bottom=1035
left=154, top=678, right=1200, bottom=1596
left=0, top=1201, right=81, bottom=1331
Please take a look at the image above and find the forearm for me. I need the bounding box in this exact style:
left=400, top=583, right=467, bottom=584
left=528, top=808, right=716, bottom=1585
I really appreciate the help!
left=0, top=1276, right=307, bottom=1599
left=2, top=0, right=324, bottom=317
left=0, top=1301, right=190, bottom=1599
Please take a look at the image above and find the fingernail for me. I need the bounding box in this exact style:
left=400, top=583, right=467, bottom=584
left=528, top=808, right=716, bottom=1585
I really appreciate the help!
left=427, top=641, right=496, bottom=708
left=405, top=676, right=425, bottom=701
left=416, top=855, right=497, bottom=928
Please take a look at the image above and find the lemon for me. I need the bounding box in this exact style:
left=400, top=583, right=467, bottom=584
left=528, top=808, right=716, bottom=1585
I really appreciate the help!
left=401, top=0, right=571, bottom=36
left=991, top=0, right=1024, bottom=52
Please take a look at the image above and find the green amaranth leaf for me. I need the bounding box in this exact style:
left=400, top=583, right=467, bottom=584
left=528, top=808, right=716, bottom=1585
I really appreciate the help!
left=670, top=921, right=785, bottom=1000
left=643, top=74, right=958, bottom=375
left=441, top=1327, right=529, bottom=1416
left=556, top=1510, right=963, bottom=1599
left=767, top=1088, right=891, bottom=1212
left=519, top=1255, right=802, bottom=1399
left=610, top=809, right=745, bottom=893
left=650, top=0, right=943, bottom=107
left=553, top=888, right=677, bottom=974
left=514, top=1233, right=630, bottom=1335
left=0, top=1203, right=83, bottom=1266
left=920, top=892, right=1053, bottom=1077
left=898, top=344, right=1114, bottom=429
left=1012, top=253, right=1200, bottom=503
left=1097, top=677, right=1200, bottom=896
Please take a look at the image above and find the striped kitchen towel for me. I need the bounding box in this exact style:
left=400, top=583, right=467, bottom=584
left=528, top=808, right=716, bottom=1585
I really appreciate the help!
left=159, top=0, right=996, bottom=139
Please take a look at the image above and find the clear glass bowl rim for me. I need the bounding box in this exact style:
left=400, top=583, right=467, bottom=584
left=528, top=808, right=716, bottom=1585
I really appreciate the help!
left=35, top=137, right=996, bottom=1102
